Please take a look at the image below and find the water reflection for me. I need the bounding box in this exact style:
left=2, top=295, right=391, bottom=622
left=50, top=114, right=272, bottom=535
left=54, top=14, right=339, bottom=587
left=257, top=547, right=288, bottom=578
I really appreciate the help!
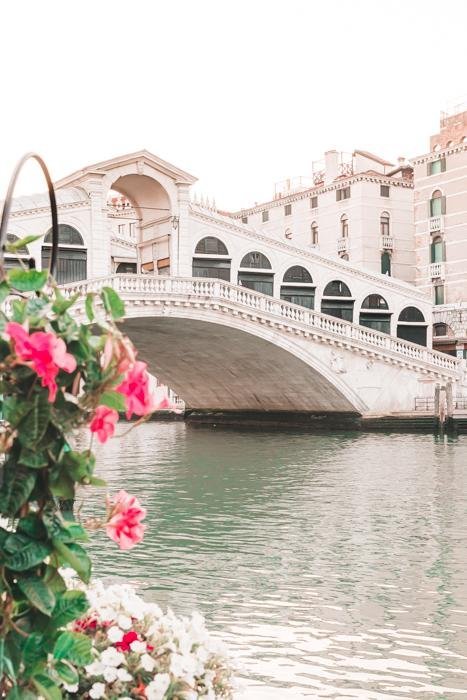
left=81, top=424, right=467, bottom=698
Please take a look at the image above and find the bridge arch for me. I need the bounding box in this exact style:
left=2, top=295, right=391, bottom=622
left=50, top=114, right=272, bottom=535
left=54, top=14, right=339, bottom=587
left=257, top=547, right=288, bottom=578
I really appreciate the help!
left=122, top=307, right=368, bottom=415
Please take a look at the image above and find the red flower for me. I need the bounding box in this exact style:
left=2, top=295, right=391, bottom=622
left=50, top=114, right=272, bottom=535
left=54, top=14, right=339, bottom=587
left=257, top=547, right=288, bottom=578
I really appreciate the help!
left=116, top=360, right=154, bottom=419
left=6, top=322, right=76, bottom=402
left=90, top=405, right=119, bottom=443
left=115, top=630, right=138, bottom=651
left=106, top=490, right=146, bottom=550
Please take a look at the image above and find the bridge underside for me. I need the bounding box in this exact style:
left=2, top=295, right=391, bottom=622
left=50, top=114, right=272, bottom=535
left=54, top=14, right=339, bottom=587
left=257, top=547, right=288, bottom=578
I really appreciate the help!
left=124, top=317, right=361, bottom=415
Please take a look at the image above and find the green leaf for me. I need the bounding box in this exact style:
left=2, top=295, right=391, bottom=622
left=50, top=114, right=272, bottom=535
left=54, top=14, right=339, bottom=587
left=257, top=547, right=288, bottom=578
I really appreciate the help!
left=54, top=660, right=78, bottom=685
left=49, top=469, right=75, bottom=500
left=0, top=280, right=11, bottom=304
left=6, top=688, right=37, bottom=699
left=53, top=631, right=92, bottom=666
left=0, top=464, right=36, bottom=516
left=8, top=269, right=48, bottom=292
left=11, top=299, right=27, bottom=323
left=52, top=540, right=91, bottom=584
left=99, top=390, right=126, bottom=411
left=5, top=234, right=42, bottom=251
left=101, top=286, right=125, bottom=319
left=22, top=633, right=47, bottom=669
left=52, top=292, right=79, bottom=315
left=17, top=576, right=56, bottom=616
left=43, top=566, right=67, bottom=595
left=2, top=396, right=32, bottom=427
left=84, top=293, right=95, bottom=322
left=59, top=449, right=95, bottom=483
left=5, top=538, right=52, bottom=571
left=17, top=514, right=47, bottom=540
left=18, top=392, right=50, bottom=447
left=87, top=475, right=106, bottom=487
left=18, top=448, right=49, bottom=469
left=51, top=590, right=89, bottom=628
left=32, top=673, right=62, bottom=700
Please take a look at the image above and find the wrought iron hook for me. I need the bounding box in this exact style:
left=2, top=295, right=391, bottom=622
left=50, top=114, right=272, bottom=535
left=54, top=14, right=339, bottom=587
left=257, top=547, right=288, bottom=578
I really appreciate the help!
left=0, top=153, right=58, bottom=278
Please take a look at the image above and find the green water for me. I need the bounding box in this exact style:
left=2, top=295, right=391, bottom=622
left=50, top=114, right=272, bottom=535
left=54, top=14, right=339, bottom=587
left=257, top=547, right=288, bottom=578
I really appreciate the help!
left=83, top=423, right=467, bottom=698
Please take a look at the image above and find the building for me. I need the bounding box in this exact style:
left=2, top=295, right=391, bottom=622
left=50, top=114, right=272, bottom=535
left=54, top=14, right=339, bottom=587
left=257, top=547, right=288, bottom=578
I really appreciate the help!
left=411, top=105, right=467, bottom=358
left=230, top=149, right=415, bottom=283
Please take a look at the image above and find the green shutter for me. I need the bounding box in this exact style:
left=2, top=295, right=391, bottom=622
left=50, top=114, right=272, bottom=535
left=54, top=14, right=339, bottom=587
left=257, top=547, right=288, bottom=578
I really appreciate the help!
left=441, top=196, right=446, bottom=214
left=441, top=158, right=446, bottom=172
left=442, top=241, right=447, bottom=262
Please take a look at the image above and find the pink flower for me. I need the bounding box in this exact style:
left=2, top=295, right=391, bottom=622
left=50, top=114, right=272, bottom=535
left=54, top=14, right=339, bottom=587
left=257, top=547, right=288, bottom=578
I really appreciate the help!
left=153, top=385, right=171, bottom=411
left=106, top=490, right=146, bottom=550
left=102, top=335, right=137, bottom=375
left=90, top=405, right=119, bottom=444
left=6, top=321, right=77, bottom=402
left=116, top=360, right=154, bottom=419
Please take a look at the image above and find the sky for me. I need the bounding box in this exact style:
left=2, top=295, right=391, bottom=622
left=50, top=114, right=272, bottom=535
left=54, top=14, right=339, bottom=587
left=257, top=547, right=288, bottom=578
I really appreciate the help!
left=1, top=0, right=467, bottom=211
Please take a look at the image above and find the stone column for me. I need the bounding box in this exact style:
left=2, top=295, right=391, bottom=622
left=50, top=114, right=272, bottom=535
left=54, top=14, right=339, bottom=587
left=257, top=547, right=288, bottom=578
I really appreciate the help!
left=86, top=176, right=110, bottom=278
left=175, top=183, right=192, bottom=277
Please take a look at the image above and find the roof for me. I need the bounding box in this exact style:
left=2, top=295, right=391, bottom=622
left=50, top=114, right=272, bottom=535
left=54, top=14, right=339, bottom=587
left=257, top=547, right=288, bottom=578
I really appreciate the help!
left=8, top=186, right=89, bottom=213
left=353, top=149, right=394, bottom=167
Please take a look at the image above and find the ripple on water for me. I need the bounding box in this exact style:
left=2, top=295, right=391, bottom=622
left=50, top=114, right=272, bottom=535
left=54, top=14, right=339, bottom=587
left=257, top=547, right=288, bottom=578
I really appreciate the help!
left=79, top=424, right=467, bottom=698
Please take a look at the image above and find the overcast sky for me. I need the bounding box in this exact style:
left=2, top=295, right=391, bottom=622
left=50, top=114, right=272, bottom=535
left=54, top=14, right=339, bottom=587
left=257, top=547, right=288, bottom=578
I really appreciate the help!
left=1, top=0, right=467, bottom=210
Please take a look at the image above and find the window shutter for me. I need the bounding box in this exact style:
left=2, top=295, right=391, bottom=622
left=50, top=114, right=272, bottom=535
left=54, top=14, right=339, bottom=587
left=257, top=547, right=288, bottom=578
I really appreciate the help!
left=427, top=162, right=431, bottom=176
left=441, top=158, right=446, bottom=172
left=430, top=242, right=435, bottom=264
left=441, top=196, right=446, bottom=214
left=442, top=241, right=447, bottom=262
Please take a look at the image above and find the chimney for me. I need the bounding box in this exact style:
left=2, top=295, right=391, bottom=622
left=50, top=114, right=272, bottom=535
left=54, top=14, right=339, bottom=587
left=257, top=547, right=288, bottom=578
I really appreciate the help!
left=324, top=150, right=339, bottom=184
left=398, top=156, right=406, bottom=165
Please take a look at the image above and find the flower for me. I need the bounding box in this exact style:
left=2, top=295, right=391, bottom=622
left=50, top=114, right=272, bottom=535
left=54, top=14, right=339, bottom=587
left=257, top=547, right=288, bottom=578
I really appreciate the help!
left=152, top=385, right=171, bottom=411
left=115, top=630, right=138, bottom=651
left=90, top=405, right=119, bottom=443
left=106, top=490, right=146, bottom=550
left=100, top=646, right=125, bottom=667
left=89, top=682, right=106, bottom=699
left=117, top=667, right=133, bottom=682
left=107, top=625, right=124, bottom=643
left=141, top=652, right=156, bottom=672
left=6, top=322, right=76, bottom=402
left=116, top=360, right=154, bottom=418
left=130, top=639, right=147, bottom=653
left=103, top=334, right=137, bottom=375
left=146, top=673, right=171, bottom=700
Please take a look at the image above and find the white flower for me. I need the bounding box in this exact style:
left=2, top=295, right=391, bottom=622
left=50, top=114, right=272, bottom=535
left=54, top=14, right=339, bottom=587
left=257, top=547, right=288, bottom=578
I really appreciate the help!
left=117, top=613, right=132, bottom=630
left=146, top=673, right=171, bottom=700
left=89, top=682, right=106, bottom=699
left=101, top=646, right=125, bottom=667
left=85, top=660, right=105, bottom=676
left=140, top=652, right=156, bottom=672
left=117, top=667, right=133, bottom=682
left=107, top=625, right=124, bottom=643
left=103, top=665, right=118, bottom=682
left=63, top=683, right=79, bottom=693
left=130, top=639, right=147, bottom=653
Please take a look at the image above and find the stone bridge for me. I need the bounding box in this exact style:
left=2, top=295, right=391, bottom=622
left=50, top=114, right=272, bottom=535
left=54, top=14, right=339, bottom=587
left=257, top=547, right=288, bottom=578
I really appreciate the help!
left=62, top=275, right=465, bottom=422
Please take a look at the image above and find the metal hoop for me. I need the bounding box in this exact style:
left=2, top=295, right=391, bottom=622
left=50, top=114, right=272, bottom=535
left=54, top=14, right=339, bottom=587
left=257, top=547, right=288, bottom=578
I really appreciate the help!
left=0, top=153, right=58, bottom=277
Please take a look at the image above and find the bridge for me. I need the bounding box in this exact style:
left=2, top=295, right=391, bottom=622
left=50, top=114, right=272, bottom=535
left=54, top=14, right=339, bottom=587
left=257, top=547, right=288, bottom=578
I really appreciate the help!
left=61, top=274, right=465, bottom=424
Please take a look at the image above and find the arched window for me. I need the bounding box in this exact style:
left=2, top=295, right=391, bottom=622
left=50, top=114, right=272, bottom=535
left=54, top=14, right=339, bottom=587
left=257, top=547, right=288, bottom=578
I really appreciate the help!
left=321, top=280, right=353, bottom=321
left=430, top=189, right=445, bottom=217
left=41, top=224, right=87, bottom=284
left=340, top=214, right=348, bottom=238
left=281, top=267, right=314, bottom=309
left=323, top=280, right=351, bottom=297
left=339, top=253, right=349, bottom=261
left=240, top=252, right=272, bottom=269
left=433, top=322, right=452, bottom=336
left=397, top=307, right=427, bottom=346
left=116, top=262, right=137, bottom=274
left=283, top=266, right=313, bottom=283
left=311, top=221, right=318, bottom=246
left=285, top=229, right=293, bottom=240
left=238, top=251, right=273, bottom=295
left=446, top=140, right=453, bottom=148
left=192, top=236, right=231, bottom=281
left=381, top=251, right=391, bottom=276
left=4, top=234, right=30, bottom=270
left=430, top=236, right=445, bottom=263
left=380, top=212, right=390, bottom=236
left=195, top=237, right=228, bottom=255
left=359, top=294, right=391, bottom=334
left=361, top=294, right=389, bottom=310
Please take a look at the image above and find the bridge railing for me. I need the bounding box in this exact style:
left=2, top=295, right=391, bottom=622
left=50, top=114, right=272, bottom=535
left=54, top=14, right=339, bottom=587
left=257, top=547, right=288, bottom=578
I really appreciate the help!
left=60, top=274, right=461, bottom=375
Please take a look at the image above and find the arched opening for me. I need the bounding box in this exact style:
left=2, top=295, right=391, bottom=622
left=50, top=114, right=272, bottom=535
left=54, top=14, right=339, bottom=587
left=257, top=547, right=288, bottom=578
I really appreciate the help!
left=321, top=280, right=354, bottom=322
left=238, top=251, right=273, bottom=295
left=430, top=236, right=445, bottom=263
left=359, top=294, right=391, bottom=334
left=380, top=211, right=390, bottom=236
left=433, top=322, right=456, bottom=356
left=430, top=189, right=445, bottom=217
left=192, top=236, right=231, bottom=281
left=397, top=306, right=427, bottom=346
left=41, top=224, right=87, bottom=284
left=109, top=174, right=172, bottom=274
left=311, top=221, right=318, bottom=246
left=340, top=214, right=349, bottom=237
left=280, top=266, right=315, bottom=309
left=116, top=262, right=137, bottom=274
left=4, top=234, right=30, bottom=270
left=381, top=251, right=391, bottom=275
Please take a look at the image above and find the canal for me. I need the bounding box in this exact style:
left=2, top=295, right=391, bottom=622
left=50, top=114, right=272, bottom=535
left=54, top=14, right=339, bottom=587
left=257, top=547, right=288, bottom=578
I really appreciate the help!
left=84, top=423, right=467, bottom=698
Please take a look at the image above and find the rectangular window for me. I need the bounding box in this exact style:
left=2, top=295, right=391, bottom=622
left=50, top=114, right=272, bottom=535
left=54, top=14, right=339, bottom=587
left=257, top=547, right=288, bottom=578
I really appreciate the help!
left=129, top=222, right=136, bottom=238
left=118, top=224, right=125, bottom=236
left=241, top=215, right=248, bottom=224
left=262, top=210, right=269, bottom=223
left=336, top=187, right=350, bottom=201
left=310, top=196, right=318, bottom=209
left=428, top=158, right=446, bottom=175
left=380, top=185, right=390, bottom=197
left=434, top=285, right=445, bottom=305
left=284, top=204, right=292, bottom=216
